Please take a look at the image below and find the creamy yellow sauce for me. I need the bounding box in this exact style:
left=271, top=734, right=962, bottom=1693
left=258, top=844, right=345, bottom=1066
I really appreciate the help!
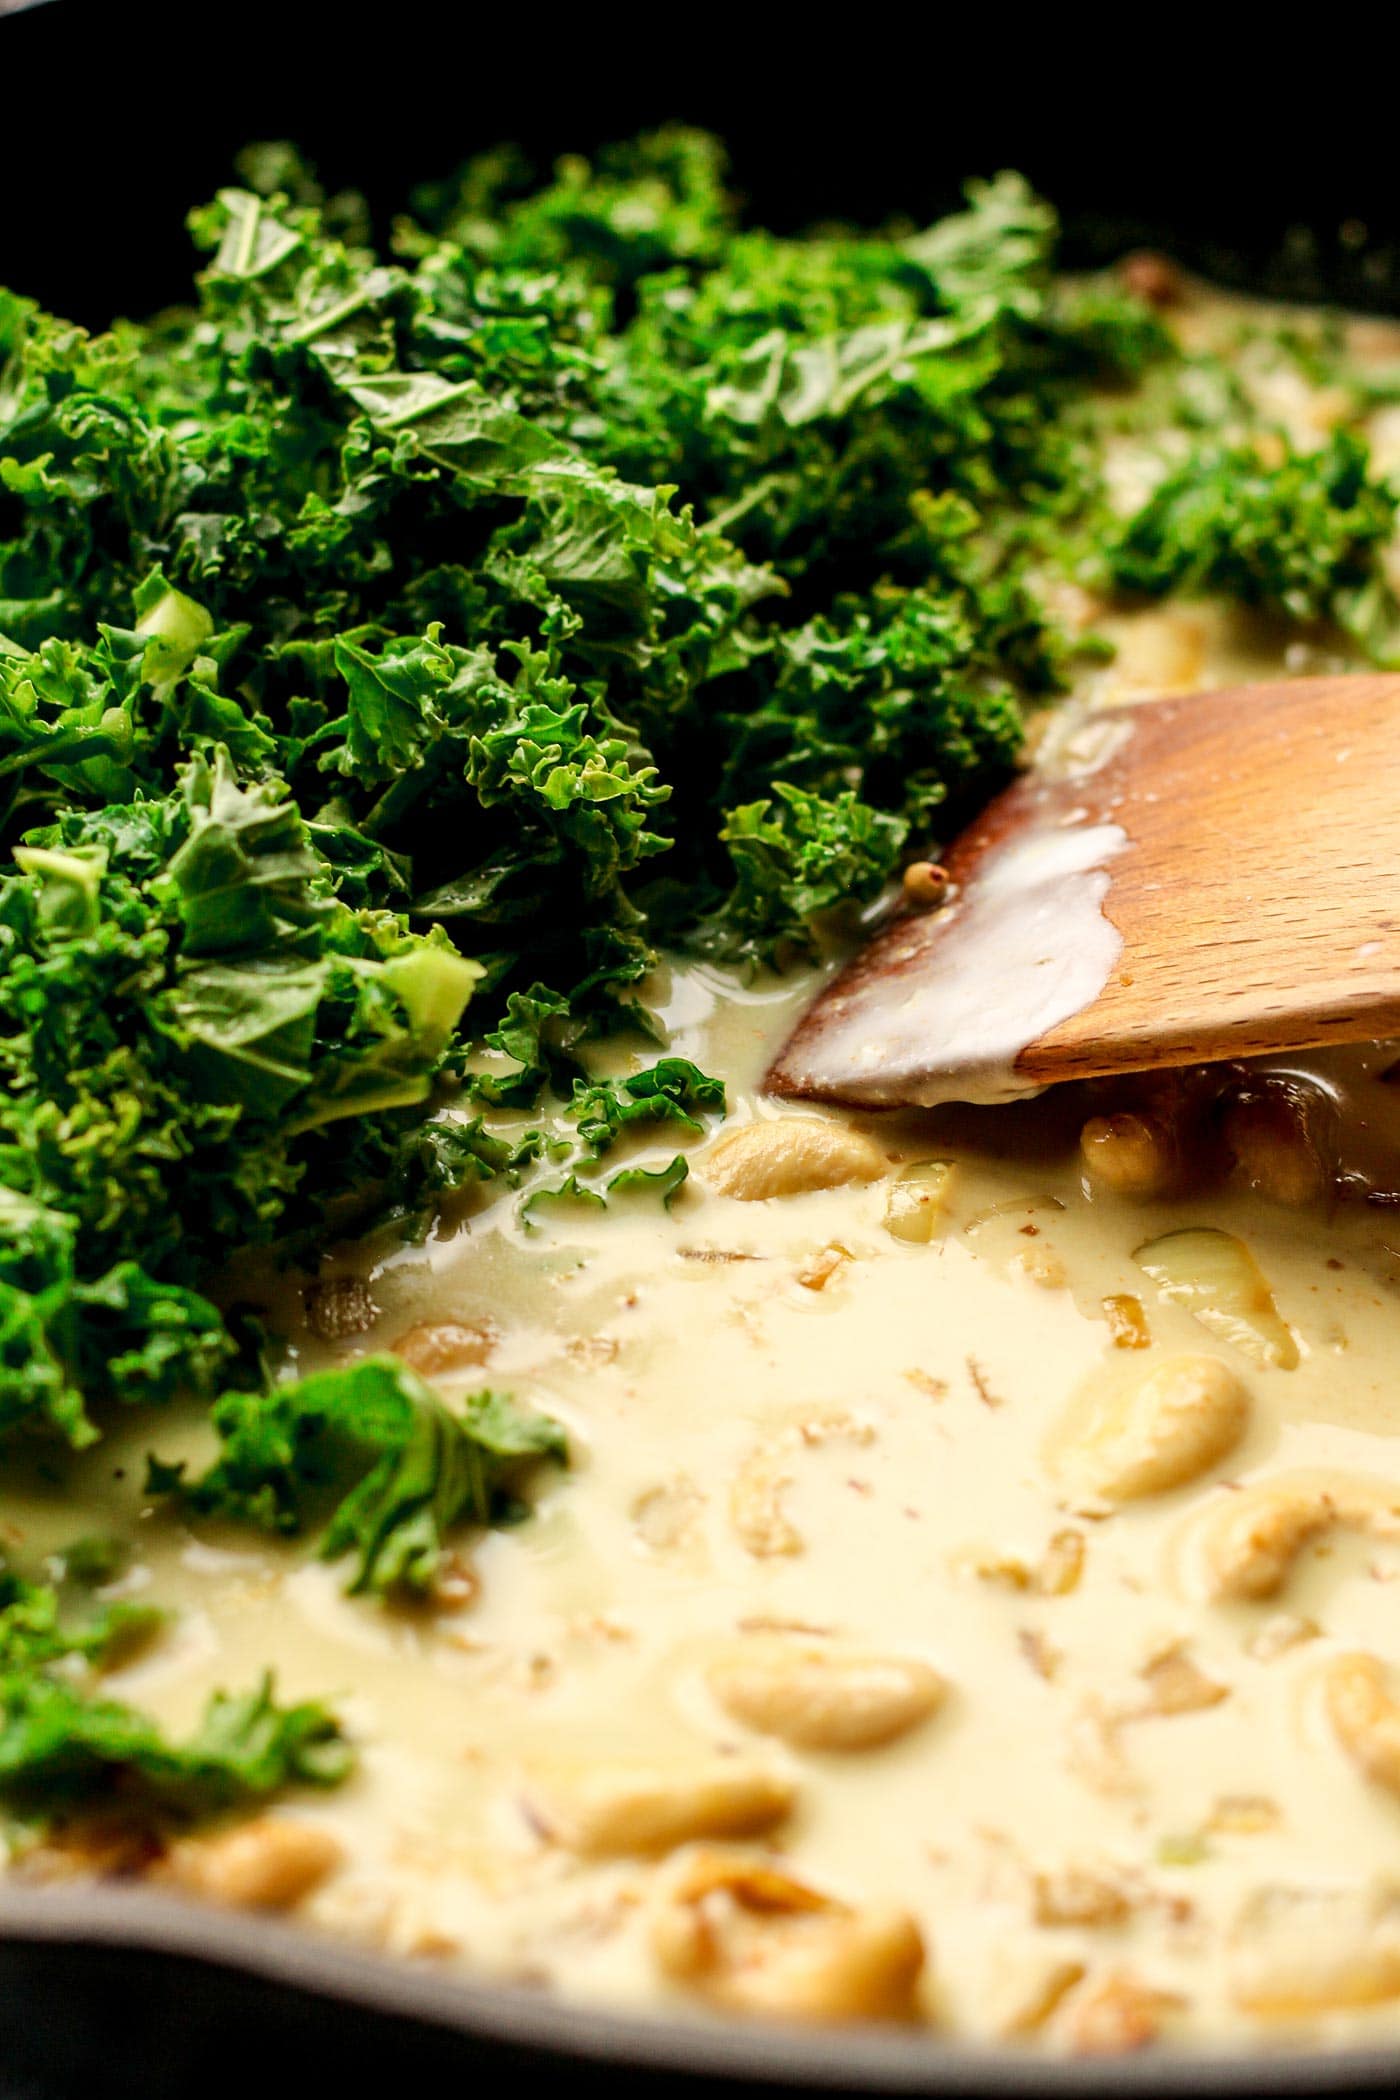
left=11, top=284, right=1400, bottom=2056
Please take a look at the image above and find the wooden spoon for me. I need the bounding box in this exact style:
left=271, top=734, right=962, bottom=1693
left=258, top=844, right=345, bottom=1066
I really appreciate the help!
left=767, top=675, right=1400, bottom=1109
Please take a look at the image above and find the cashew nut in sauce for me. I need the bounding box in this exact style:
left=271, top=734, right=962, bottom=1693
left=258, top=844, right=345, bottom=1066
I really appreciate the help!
left=158, top=1820, right=343, bottom=1912
left=1055, top=1354, right=1249, bottom=1505
left=1229, top=1887, right=1400, bottom=2015
left=1326, top=1653, right=1400, bottom=1797
left=707, top=1641, right=947, bottom=1751
left=699, top=1119, right=888, bottom=1201
left=1199, top=1475, right=1400, bottom=1602
left=524, top=1761, right=796, bottom=1858
left=651, top=1849, right=926, bottom=2023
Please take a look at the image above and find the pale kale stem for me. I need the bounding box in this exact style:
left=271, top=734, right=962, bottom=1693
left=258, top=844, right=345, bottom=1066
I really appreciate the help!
left=285, top=285, right=381, bottom=346
left=231, top=196, right=263, bottom=280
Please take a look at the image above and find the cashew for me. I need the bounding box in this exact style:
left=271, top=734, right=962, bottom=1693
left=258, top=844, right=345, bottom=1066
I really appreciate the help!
left=701, top=1120, right=887, bottom=1201
left=1056, top=1354, right=1249, bottom=1505
left=1223, top=1091, right=1328, bottom=1208
left=159, top=1817, right=342, bottom=1912
left=1080, top=1113, right=1185, bottom=1201
left=1065, top=1970, right=1183, bottom=2053
left=652, top=1848, right=925, bottom=2022
left=1326, top=1653, right=1400, bottom=1796
left=391, top=1318, right=497, bottom=1376
left=1200, top=1475, right=1400, bottom=1602
left=707, top=1641, right=947, bottom=1752
left=1229, top=1885, right=1400, bottom=2014
left=526, top=1760, right=794, bottom=1858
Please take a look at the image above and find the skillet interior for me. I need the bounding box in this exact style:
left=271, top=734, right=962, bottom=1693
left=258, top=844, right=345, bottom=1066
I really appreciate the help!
left=3, top=6, right=1399, bottom=2090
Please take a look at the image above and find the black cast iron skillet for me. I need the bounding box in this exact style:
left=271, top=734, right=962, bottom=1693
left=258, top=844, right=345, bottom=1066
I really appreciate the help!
left=3, top=6, right=1400, bottom=2093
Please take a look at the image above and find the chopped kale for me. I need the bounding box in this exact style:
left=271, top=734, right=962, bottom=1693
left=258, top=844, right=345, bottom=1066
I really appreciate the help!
left=1104, top=430, right=1399, bottom=650
left=151, top=1357, right=566, bottom=1597
left=0, top=1558, right=349, bottom=1816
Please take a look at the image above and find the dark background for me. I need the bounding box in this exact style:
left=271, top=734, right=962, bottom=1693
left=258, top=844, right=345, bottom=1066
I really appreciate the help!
left=4, top=1, right=1400, bottom=325
left=3, top=2, right=1400, bottom=2094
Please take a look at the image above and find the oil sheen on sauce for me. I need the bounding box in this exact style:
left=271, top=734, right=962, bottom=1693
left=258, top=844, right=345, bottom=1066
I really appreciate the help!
left=9, top=288, right=1400, bottom=2055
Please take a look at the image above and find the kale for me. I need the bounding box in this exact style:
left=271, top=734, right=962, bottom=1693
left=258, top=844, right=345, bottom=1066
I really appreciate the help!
left=0, top=145, right=1168, bottom=1025
left=519, top=1150, right=691, bottom=1222
left=1104, top=430, right=1400, bottom=649
left=151, top=1357, right=566, bottom=1597
left=701, top=785, right=910, bottom=967
left=0, top=754, right=481, bottom=1440
left=0, top=1558, right=349, bottom=1816
left=0, top=1672, right=349, bottom=1819
left=567, top=1057, right=725, bottom=1153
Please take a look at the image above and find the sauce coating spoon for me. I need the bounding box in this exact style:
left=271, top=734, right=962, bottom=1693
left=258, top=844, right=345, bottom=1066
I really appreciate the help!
left=767, top=675, right=1400, bottom=1109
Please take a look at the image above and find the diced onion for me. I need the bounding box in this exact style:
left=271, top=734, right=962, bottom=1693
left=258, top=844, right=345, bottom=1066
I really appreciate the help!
left=883, top=1160, right=956, bottom=1244
left=1133, top=1228, right=1299, bottom=1370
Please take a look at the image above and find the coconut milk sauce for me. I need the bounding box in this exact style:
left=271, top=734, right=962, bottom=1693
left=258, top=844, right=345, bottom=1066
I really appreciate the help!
left=9, top=966, right=1400, bottom=2045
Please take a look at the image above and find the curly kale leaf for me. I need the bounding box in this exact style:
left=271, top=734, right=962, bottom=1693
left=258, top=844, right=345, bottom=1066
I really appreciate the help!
left=347, top=1110, right=546, bottom=1240
left=0, top=1672, right=349, bottom=1819
left=0, top=1192, right=232, bottom=1449
left=0, top=1555, right=161, bottom=1675
left=3, top=150, right=1126, bottom=984
left=0, top=755, right=482, bottom=1440
left=712, top=577, right=1027, bottom=827
left=0, top=1559, right=348, bottom=1818
left=155, top=1357, right=567, bottom=1596
left=1105, top=430, right=1400, bottom=646
left=698, top=784, right=909, bottom=967
left=412, top=127, right=736, bottom=288
left=8, top=129, right=1389, bottom=1493
left=521, top=1151, right=691, bottom=1223
left=568, top=1057, right=725, bottom=1155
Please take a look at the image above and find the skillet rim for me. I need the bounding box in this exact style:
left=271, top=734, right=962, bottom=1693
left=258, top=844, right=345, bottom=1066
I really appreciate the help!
left=3, top=1880, right=1400, bottom=2095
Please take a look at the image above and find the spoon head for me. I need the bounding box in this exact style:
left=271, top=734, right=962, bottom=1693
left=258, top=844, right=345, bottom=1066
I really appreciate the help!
left=767, top=676, right=1400, bottom=1109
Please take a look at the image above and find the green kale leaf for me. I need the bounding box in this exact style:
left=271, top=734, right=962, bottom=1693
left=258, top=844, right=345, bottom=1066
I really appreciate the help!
left=1105, top=430, right=1400, bottom=647
left=155, top=1358, right=567, bottom=1596
left=568, top=1057, right=725, bottom=1154
left=0, top=1558, right=348, bottom=1818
